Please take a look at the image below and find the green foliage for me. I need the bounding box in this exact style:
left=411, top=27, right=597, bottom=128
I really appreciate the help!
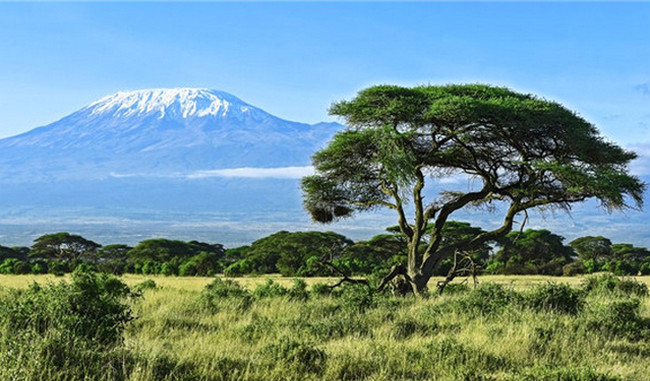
left=200, top=278, right=252, bottom=312
left=226, top=231, right=352, bottom=277
left=0, top=245, right=28, bottom=261
left=128, top=239, right=225, bottom=276
left=30, top=232, right=101, bottom=260
left=448, top=283, right=522, bottom=316
left=584, top=298, right=649, bottom=340
left=30, top=261, right=47, bottom=274
left=97, top=244, right=132, bottom=260
left=562, top=261, right=585, bottom=276
left=310, top=282, right=333, bottom=297
left=0, top=270, right=133, bottom=345
left=135, top=279, right=157, bottom=291
left=178, top=260, right=198, bottom=276
left=4, top=228, right=648, bottom=279
left=490, top=229, right=575, bottom=275
left=303, top=83, right=644, bottom=294
left=253, top=279, right=288, bottom=299
left=335, top=233, right=407, bottom=275
left=525, top=282, right=585, bottom=314
left=0, top=258, right=28, bottom=274
left=581, top=273, right=649, bottom=297
left=570, top=236, right=613, bottom=261
left=224, top=258, right=254, bottom=277
left=569, top=237, right=650, bottom=276
left=337, top=283, right=376, bottom=313
left=202, top=277, right=249, bottom=299
left=288, top=279, right=309, bottom=301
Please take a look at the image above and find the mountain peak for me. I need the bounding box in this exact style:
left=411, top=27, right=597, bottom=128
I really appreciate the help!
left=86, top=88, right=260, bottom=119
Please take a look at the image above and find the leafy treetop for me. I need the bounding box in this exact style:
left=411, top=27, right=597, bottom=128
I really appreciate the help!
left=302, top=84, right=645, bottom=294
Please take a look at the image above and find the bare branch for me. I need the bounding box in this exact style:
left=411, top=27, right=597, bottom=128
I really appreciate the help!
left=313, top=254, right=369, bottom=290
left=377, top=264, right=413, bottom=293
left=436, top=251, right=480, bottom=295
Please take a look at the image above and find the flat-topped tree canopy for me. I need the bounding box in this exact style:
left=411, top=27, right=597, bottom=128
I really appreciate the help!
left=302, top=84, right=645, bottom=295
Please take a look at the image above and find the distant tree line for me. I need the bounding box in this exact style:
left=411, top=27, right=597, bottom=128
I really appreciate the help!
left=0, top=225, right=648, bottom=277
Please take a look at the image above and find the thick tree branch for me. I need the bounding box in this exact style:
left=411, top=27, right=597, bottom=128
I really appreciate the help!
left=315, top=255, right=369, bottom=290
left=377, top=264, right=413, bottom=293
left=383, top=181, right=414, bottom=239
left=419, top=185, right=492, bottom=274
left=436, top=251, right=479, bottom=295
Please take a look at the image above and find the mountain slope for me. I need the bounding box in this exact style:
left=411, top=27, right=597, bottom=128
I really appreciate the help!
left=0, top=88, right=342, bottom=181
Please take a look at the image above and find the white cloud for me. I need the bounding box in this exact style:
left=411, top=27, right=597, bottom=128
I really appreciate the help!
left=187, top=166, right=315, bottom=179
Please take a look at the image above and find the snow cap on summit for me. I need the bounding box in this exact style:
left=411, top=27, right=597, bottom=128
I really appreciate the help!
left=87, top=88, right=261, bottom=119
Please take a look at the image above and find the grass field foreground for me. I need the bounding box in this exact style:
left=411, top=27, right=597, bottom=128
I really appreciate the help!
left=1, top=273, right=650, bottom=381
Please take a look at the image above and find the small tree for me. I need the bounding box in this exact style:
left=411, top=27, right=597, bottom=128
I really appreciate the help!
left=490, top=229, right=575, bottom=275
left=569, top=235, right=614, bottom=261
left=30, top=232, right=101, bottom=261
left=97, top=244, right=132, bottom=260
left=302, top=84, right=645, bottom=295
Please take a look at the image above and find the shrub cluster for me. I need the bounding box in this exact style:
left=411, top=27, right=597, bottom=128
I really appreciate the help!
left=581, top=273, right=649, bottom=297
left=524, top=282, right=585, bottom=315
left=0, top=270, right=136, bottom=381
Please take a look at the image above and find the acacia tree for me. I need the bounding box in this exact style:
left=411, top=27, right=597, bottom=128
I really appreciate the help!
left=569, top=236, right=613, bottom=262
left=301, top=84, right=645, bottom=296
left=30, top=232, right=101, bottom=261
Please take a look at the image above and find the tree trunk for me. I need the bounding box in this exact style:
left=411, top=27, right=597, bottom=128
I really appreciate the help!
left=409, top=272, right=431, bottom=297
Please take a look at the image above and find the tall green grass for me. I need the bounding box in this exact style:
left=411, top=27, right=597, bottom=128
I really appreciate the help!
left=1, top=274, right=649, bottom=380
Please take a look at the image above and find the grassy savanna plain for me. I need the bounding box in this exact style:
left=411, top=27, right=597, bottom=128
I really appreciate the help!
left=2, top=274, right=650, bottom=381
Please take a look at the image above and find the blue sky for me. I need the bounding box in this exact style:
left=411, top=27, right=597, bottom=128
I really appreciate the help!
left=0, top=1, right=649, bottom=148
left=0, top=2, right=648, bottom=247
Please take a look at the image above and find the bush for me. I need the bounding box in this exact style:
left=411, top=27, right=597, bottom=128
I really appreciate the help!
left=134, top=279, right=157, bottom=292
left=200, top=278, right=251, bottom=312
left=160, top=262, right=176, bottom=276
left=0, top=270, right=134, bottom=346
left=585, top=298, right=648, bottom=340
left=288, top=279, right=309, bottom=300
left=310, top=282, right=333, bottom=297
left=203, top=278, right=249, bottom=298
left=223, top=260, right=252, bottom=277
left=443, top=283, right=470, bottom=294
left=253, top=279, right=288, bottom=299
left=563, top=261, right=585, bottom=276
left=178, top=261, right=197, bottom=276
left=582, top=273, right=648, bottom=297
left=449, top=283, right=521, bottom=316
left=0, top=258, right=23, bottom=274
left=338, top=283, right=375, bottom=313
left=525, top=282, right=585, bottom=314
left=48, top=260, right=69, bottom=274
left=31, top=261, right=47, bottom=274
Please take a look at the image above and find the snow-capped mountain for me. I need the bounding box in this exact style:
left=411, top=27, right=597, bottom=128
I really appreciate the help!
left=0, top=88, right=342, bottom=181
